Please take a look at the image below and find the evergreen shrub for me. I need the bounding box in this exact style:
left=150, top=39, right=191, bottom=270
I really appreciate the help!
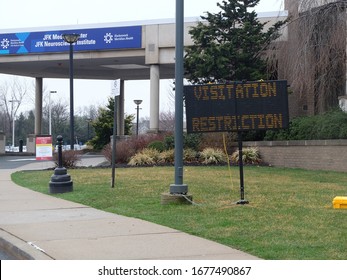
left=163, top=133, right=202, bottom=151
left=147, top=141, right=165, bottom=152
left=265, top=109, right=347, bottom=140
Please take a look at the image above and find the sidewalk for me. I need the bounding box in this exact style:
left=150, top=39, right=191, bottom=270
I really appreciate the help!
left=0, top=156, right=260, bottom=260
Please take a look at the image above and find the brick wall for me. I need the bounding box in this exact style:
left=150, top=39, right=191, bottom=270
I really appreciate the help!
left=240, top=140, right=347, bottom=172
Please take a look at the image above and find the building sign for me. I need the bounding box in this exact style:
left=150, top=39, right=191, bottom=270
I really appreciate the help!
left=185, top=80, right=289, bottom=133
left=36, top=136, right=53, bottom=161
left=0, top=26, right=142, bottom=55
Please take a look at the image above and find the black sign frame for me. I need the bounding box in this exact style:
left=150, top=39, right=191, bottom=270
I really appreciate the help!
left=184, top=80, right=289, bottom=133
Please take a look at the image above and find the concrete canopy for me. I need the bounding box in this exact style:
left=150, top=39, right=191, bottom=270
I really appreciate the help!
left=0, top=50, right=175, bottom=80
left=0, top=18, right=187, bottom=80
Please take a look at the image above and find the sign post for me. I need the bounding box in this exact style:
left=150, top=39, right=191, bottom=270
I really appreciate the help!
left=237, top=131, right=248, bottom=204
left=111, top=79, right=120, bottom=188
left=185, top=80, right=289, bottom=204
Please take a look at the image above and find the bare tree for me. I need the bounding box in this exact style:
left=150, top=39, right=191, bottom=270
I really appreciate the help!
left=0, top=107, right=5, bottom=133
left=159, top=110, right=175, bottom=132
left=43, top=98, right=69, bottom=141
left=0, top=77, right=31, bottom=140
left=166, top=79, right=176, bottom=111
left=75, top=104, right=99, bottom=120
left=269, top=0, right=347, bottom=116
left=139, top=116, right=150, bottom=134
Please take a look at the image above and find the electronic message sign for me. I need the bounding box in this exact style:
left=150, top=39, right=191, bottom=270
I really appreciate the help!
left=185, top=80, right=289, bottom=133
left=0, top=26, right=142, bottom=55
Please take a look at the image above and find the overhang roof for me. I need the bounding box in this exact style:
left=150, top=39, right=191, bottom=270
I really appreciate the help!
left=0, top=18, right=181, bottom=80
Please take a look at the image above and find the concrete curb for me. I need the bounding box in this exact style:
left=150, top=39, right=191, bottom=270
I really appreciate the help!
left=0, top=229, right=53, bottom=260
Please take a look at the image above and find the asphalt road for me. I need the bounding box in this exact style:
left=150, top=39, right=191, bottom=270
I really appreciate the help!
left=0, top=155, right=39, bottom=170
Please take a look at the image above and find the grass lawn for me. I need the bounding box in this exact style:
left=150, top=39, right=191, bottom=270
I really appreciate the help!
left=11, top=165, right=347, bottom=260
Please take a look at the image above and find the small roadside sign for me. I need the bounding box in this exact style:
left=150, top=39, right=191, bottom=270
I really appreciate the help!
left=36, top=135, right=53, bottom=160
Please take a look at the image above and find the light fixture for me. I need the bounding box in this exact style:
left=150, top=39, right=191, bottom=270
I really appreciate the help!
left=134, top=100, right=143, bottom=106
left=133, top=100, right=143, bottom=136
left=62, top=33, right=80, bottom=44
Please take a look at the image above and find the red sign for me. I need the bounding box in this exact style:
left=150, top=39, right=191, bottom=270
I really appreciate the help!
left=36, top=136, right=53, bottom=160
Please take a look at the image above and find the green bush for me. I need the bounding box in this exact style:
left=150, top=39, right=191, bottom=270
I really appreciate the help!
left=199, top=148, right=227, bottom=165
left=147, top=141, right=165, bottom=152
left=184, top=133, right=202, bottom=150
left=163, top=133, right=202, bottom=151
left=164, top=135, right=175, bottom=150
left=265, top=108, right=347, bottom=140
left=231, top=147, right=261, bottom=164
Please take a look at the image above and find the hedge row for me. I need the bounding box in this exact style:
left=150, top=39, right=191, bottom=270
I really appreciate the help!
left=265, top=109, right=347, bottom=141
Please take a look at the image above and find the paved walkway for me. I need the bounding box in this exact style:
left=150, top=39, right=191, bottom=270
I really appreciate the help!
left=0, top=156, right=260, bottom=260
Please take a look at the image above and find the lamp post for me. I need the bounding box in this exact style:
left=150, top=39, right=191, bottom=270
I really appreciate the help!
left=9, top=99, right=19, bottom=149
left=49, top=90, right=57, bottom=135
left=133, top=100, right=142, bottom=136
left=62, top=33, right=80, bottom=150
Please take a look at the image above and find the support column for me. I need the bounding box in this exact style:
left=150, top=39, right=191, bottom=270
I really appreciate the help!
left=117, top=80, right=125, bottom=136
left=35, top=77, right=43, bottom=135
left=345, top=8, right=347, bottom=96
left=149, top=64, right=160, bottom=133
left=0, top=132, right=5, bottom=154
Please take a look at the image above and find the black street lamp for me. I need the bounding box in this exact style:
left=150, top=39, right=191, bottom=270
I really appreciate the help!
left=134, top=100, right=142, bottom=136
left=62, top=33, right=80, bottom=150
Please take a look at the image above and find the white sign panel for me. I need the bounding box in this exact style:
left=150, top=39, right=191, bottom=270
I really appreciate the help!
left=111, top=79, right=121, bottom=96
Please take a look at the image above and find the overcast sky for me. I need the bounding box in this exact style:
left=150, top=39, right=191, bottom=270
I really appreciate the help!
left=0, top=0, right=284, bottom=118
